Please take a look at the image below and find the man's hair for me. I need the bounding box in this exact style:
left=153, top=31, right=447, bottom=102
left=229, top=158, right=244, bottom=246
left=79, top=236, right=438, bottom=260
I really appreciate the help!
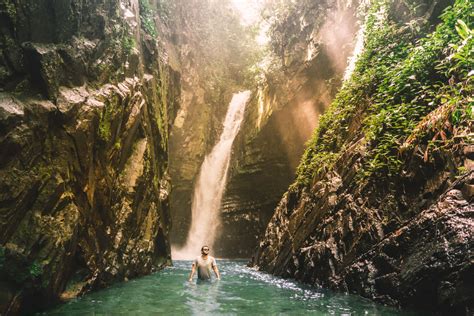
left=201, top=245, right=209, bottom=251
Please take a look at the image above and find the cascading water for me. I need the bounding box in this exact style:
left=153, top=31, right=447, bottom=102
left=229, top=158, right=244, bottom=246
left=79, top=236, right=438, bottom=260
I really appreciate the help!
left=172, top=91, right=251, bottom=259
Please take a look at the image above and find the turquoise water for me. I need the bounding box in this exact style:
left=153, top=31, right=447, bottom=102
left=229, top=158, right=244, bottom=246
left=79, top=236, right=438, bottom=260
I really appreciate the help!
left=42, top=260, right=419, bottom=315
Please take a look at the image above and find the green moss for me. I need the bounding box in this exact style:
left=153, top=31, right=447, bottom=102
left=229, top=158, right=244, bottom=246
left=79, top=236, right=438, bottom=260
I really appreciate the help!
left=99, top=105, right=114, bottom=142
left=114, top=141, right=121, bottom=150
left=139, top=0, right=157, bottom=37
left=121, top=35, right=135, bottom=55
left=457, top=165, right=469, bottom=176
left=295, top=0, right=473, bottom=187
left=29, top=163, right=54, bottom=181
left=29, top=261, right=43, bottom=278
left=0, top=248, right=44, bottom=285
left=153, top=61, right=170, bottom=151
left=0, top=0, right=17, bottom=23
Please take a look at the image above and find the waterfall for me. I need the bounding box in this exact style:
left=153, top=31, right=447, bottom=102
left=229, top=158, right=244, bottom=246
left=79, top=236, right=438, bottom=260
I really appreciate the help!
left=173, top=91, right=251, bottom=259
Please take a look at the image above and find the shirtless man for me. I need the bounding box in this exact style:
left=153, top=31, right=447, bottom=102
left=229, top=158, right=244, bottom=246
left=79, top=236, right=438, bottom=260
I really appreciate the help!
left=188, top=246, right=221, bottom=281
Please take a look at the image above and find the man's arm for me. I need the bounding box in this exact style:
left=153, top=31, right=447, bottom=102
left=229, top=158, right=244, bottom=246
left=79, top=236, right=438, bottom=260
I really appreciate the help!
left=212, top=261, right=220, bottom=280
left=189, top=263, right=196, bottom=281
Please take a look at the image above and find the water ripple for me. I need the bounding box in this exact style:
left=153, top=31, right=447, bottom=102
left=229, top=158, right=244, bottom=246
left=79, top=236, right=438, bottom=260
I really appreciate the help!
left=41, top=260, right=424, bottom=315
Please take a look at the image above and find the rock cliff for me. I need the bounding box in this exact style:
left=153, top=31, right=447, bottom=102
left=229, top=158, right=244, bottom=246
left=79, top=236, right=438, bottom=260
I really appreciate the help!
left=252, top=0, right=473, bottom=312
left=218, top=0, right=359, bottom=257
left=0, top=0, right=179, bottom=313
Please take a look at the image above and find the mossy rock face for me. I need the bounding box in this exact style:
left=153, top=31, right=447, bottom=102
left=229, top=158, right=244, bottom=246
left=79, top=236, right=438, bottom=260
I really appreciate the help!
left=0, top=0, right=179, bottom=314
left=0, top=77, right=176, bottom=314
left=253, top=0, right=473, bottom=312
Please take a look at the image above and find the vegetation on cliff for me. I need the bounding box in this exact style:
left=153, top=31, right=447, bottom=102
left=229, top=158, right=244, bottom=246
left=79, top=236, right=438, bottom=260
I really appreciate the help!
left=1, top=0, right=472, bottom=313
left=296, top=0, right=473, bottom=187
left=217, top=0, right=362, bottom=257
left=253, top=0, right=473, bottom=312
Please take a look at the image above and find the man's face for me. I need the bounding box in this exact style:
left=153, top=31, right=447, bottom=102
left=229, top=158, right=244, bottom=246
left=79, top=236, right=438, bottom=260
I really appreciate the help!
left=202, top=247, right=209, bottom=255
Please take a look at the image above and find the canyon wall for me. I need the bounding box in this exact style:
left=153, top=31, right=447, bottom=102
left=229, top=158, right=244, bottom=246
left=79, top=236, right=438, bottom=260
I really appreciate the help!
left=252, top=0, right=473, bottom=312
left=217, top=0, right=359, bottom=257
left=0, top=0, right=179, bottom=313
left=167, top=0, right=360, bottom=258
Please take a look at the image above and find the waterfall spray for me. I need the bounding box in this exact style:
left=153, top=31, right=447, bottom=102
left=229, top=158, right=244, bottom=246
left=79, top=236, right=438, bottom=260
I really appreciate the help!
left=173, top=91, right=251, bottom=259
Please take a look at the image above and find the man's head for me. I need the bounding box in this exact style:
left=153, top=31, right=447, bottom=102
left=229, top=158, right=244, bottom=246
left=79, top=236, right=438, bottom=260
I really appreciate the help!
left=201, top=245, right=210, bottom=255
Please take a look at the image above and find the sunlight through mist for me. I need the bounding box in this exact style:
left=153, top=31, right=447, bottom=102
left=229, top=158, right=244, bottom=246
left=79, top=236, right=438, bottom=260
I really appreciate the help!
left=231, top=0, right=262, bottom=25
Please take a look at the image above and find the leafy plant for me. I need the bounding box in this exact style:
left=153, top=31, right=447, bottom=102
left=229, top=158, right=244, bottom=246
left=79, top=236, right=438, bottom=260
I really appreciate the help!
left=29, top=261, right=43, bottom=278
left=294, top=0, right=473, bottom=187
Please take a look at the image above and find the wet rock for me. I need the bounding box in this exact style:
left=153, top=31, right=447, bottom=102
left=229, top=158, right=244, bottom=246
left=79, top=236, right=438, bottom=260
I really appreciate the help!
left=218, top=0, right=358, bottom=257
left=252, top=0, right=473, bottom=312
left=339, top=175, right=474, bottom=312
left=168, top=1, right=261, bottom=252
left=0, top=0, right=179, bottom=314
left=254, top=143, right=473, bottom=312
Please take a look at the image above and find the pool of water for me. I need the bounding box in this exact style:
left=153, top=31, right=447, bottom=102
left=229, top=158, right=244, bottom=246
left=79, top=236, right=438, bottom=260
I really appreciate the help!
left=41, top=260, right=421, bottom=315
